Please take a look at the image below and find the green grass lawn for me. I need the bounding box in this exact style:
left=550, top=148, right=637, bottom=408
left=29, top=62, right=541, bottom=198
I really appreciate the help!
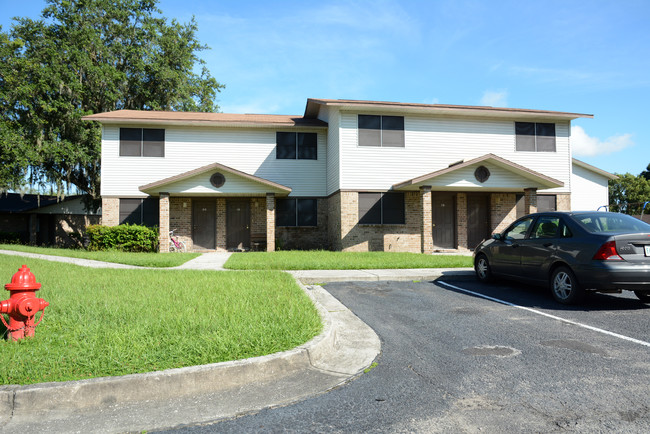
left=225, top=250, right=473, bottom=270
left=0, top=244, right=200, bottom=267
left=0, top=255, right=321, bottom=385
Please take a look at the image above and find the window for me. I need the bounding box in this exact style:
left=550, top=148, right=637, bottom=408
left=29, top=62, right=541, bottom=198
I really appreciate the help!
left=276, top=132, right=317, bottom=160
left=537, top=195, right=557, bottom=212
left=531, top=216, right=560, bottom=239
left=276, top=198, right=318, bottom=227
left=120, top=128, right=165, bottom=157
left=515, top=122, right=556, bottom=152
left=503, top=217, right=533, bottom=241
left=358, top=115, right=405, bottom=147
left=358, top=192, right=405, bottom=224
left=119, top=198, right=159, bottom=227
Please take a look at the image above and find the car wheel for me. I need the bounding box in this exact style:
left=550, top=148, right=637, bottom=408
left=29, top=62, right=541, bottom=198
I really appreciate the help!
left=634, top=291, right=650, bottom=303
left=550, top=266, right=584, bottom=305
left=475, top=254, right=494, bottom=283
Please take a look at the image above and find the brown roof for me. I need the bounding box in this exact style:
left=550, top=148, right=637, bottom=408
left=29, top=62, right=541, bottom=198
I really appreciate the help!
left=304, top=98, right=593, bottom=120
left=393, top=153, right=564, bottom=191
left=82, top=110, right=327, bottom=128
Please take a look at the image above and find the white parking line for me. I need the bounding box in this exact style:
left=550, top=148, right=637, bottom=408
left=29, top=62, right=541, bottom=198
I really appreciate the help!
left=438, top=281, right=650, bottom=348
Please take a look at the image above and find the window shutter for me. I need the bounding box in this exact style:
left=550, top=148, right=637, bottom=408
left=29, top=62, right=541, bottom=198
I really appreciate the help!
left=143, top=129, right=165, bottom=157
left=535, top=123, right=556, bottom=152
left=382, top=192, right=405, bottom=224
left=381, top=116, right=405, bottom=147
left=297, top=133, right=317, bottom=160
left=297, top=199, right=318, bottom=226
left=276, top=132, right=297, bottom=159
left=359, top=192, right=382, bottom=224
left=358, top=115, right=381, bottom=147
left=120, top=128, right=142, bottom=156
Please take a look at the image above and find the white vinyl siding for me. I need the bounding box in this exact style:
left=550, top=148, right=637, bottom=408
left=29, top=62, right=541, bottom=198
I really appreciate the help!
left=324, top=107, right=341, bottom=195
left=571, top=163, right=610, bottom=211
left=101, top=126, right=327, bottom=197
left=338, top=113, right=571, bottom=193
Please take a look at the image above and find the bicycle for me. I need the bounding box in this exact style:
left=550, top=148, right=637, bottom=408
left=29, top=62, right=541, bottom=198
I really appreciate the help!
left=169, top=229, right=187, bottom=253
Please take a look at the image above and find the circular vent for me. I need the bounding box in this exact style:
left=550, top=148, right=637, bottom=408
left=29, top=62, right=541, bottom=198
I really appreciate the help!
left=474, top=166, right=490, bottom=183
left=210, top=172, right=226, bottom=188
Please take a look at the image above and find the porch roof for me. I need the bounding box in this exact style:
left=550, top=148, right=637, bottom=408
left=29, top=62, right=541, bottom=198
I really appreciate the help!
left=139, top=162, right=292, bottom=196
left=393, top=153, right=564, bottom=192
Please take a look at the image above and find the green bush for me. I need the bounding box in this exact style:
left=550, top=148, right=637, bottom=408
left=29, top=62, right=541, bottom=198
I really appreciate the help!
left=86, top=224, right=159, bottom=252
left=0, top=231, right=21, bottom=244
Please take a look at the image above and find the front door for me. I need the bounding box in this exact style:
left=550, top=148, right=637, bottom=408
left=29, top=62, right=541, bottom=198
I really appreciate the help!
left=227, top=199, right=250, bottom=250
left=192, top=199, right=216, bottom=250
left=432, top=193, right=456, bottom=249
left=467, top=194, right=490, bottom=250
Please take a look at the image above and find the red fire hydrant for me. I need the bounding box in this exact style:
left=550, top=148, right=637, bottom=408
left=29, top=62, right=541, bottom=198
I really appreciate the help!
left=1, top=265, right=49, bottom=341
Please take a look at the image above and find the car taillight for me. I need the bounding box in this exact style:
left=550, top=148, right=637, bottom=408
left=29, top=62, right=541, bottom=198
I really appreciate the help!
left=592, top=240, right=623, bottom=260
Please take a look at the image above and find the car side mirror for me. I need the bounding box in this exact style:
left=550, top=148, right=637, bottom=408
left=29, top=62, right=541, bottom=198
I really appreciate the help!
left=492, top=233, right=502, bottom=241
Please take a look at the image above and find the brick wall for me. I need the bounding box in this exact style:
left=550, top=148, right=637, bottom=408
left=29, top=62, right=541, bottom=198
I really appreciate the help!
left=169, top=197, right=192, bottom=250
left=490, top=193, right=517, bottom=234
left=420, top=187, right=433, bottom=254
left=335, top=191, right=421, bottom=252
left=327, top=193, right=342, bottom=251
left=276, top=198, right=329, bottom=250
left=216, top=198, right=226, bottom=250
left=557, top=193, right=571, bottom=211
left=101, top=197, right=119, bottom=226
left=456, top=193, right=468, bottom=250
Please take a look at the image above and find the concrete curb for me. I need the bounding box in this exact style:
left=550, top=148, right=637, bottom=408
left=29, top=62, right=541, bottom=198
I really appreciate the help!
left=289, top=268, right=476, bottom=284
left=0, top=278, right=381, bottom=432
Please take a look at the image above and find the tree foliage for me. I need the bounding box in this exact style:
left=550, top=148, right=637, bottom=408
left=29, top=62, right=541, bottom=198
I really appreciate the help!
left=609, top=169, right=650, bottom=214
left=0, top=0, right=224, bottom=202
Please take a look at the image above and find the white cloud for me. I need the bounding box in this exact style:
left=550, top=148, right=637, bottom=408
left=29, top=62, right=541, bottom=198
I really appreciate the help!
left=571, top=126, right=634, bottom=156
left=480, top=90, right=508, bottom=107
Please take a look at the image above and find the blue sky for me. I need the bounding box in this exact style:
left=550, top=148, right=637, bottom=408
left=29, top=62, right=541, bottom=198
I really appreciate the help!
left=2, top=0, right=649, bottom=176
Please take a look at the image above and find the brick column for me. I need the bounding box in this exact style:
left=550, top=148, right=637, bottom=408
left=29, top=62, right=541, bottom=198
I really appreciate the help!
left=524, top=188, right=538, bottom=215
left=420, top=186, right=433, bottom=254
left=159, top=193, right=170, bottom=253
left=266, top=193, right=275, bottom=252
left=216, top=198, right=227, bottom=251
left=101, top=197, right=120, bottom=226
left=457, top=193, right=468, bottom=250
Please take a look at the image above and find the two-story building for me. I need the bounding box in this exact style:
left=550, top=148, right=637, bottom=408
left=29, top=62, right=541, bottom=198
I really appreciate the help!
left=83, top=98, right=616, bottom=253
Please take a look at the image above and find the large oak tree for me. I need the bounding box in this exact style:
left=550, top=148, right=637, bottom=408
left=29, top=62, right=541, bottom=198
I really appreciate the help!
left=0, top=0, right=223, bottom=204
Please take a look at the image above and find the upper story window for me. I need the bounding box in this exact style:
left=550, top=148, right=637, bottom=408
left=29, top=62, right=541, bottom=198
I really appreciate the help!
left=120, top=128, right=165, bottom=157
left=276, top=132, right=317, bottom=160
left=358, top=192, right=405, bottom=224
left=515, top=122, right=556, bottom=152
left=276, top=198, right=318, bottom=227
left=358, top=115, right=405, bottom=147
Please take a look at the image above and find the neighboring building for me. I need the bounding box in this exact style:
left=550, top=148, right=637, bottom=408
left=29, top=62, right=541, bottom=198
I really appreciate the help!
left=571, top=158, right=618, bottom=211
left=83, top=98, right=614, bottom=253
left=0, top=193, right=101, bottom=246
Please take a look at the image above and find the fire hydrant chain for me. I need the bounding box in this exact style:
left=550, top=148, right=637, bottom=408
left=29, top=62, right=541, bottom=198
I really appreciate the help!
left=1, top=265, right=49, bottom=341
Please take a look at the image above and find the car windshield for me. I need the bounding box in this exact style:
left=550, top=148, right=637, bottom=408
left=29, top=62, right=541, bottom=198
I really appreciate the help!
left=575, top=213, right=650, bottom=233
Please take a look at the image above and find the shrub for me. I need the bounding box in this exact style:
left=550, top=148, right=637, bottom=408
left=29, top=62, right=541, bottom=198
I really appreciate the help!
left=86, top=224, right=159, bottom=252
left=0, top=231, right=21, bottom=244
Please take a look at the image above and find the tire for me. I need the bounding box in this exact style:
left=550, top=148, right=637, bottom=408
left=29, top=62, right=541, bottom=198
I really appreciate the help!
left=169, top=241, right=177, bottom=253
left=550, top=266, right=585, bottom=305
left=475, top=254, right=494, bottom=283
left=634, top=291, right=650, bottom=303
left=178, top=241, right=187, bottom=253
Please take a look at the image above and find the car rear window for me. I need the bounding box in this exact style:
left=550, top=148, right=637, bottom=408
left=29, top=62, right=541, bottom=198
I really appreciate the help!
left=575, top=213, right=650, bottom=233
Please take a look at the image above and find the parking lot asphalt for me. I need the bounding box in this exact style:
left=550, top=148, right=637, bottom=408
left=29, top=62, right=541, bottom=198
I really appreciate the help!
left=172, top=278, right=650, bottom=433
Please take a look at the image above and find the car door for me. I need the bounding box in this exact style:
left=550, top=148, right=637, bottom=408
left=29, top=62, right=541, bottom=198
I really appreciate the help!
left=490, top=216, right=534, bottom=277
left=519, top=215, right=561, bottom=282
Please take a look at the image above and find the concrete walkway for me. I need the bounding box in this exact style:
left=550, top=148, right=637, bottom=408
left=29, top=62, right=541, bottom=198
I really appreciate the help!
left=0, top=250, right=474, bottom=433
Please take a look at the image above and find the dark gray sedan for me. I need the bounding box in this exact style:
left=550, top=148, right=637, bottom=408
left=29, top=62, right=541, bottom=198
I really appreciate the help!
left=473, top=211, right=650, bottom=304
